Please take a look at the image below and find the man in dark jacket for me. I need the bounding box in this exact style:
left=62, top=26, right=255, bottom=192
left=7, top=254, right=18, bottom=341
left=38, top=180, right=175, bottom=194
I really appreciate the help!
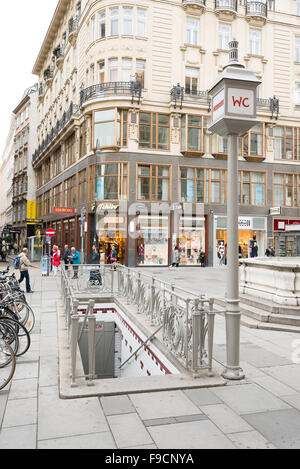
left=63, top=245, right=71, bottom=272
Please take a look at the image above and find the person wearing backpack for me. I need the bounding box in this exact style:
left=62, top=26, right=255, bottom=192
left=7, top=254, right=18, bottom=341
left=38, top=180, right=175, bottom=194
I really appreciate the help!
left=18, top=248, right=34, bottom=293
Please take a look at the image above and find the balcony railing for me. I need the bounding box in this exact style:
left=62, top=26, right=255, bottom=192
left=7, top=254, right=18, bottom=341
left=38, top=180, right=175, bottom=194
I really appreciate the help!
left=215, top=0, right=237, bottom=12
left=32, top=102, right=79, bottom=165
left=80, top=81, right=142, bottom=107
left=69, top=16, right=79, bottom=35
left=171, top=87, right=279, bottom=118
left=246, top=1, right=267, bottom=18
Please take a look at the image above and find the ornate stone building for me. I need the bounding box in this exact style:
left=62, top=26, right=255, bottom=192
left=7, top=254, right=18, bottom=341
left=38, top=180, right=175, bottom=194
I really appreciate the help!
left=31, top=0, right=300, bottom=266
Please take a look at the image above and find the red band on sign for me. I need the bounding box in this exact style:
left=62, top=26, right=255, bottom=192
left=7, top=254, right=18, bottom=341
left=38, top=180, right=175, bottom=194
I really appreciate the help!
left=213, top=99, right=224, bottom=112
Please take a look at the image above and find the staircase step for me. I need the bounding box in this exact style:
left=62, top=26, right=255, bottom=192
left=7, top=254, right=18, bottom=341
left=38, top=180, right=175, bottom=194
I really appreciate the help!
left=240, top=304, right=270, bottom=323
left=240, top=294, right=300, bottom=316
left=269, top=313, right=300, bottom=328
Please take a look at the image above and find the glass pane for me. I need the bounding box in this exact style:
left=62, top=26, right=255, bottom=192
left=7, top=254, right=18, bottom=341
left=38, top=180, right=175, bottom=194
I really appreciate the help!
left=95, top=109, right=115, bottom=122
left=211, top=182, right=220, bottom=203
left=158, top=127, right=168, bottom=150
left=94, top=122, right=115, bottom=147
left=140, top=112, right=151, bottom=124
left=243, top=183, right=250, bottom=204
left=188, top=115, right=201, bottom=127
left=196, top=181, right=204, bottom=202
left=251, top=172, right=265, bottom=183
left=188, top=128, right=201, bottom=151
left=158, top=166, right=169, bottom=177
left=274, top=173, right=284, bottom=184
left=139, top=125, right=151, bottom=148
left=138, top=165, right=150, bottom=176
left=158, top=114, right=169, bottom=125
left=98, top=164, right=118, bottom=176
left=252, top=184, right=265, bottom=205
left=138, top=178, right=150, bottom=200
left=180, top=179, right=194, bottom=202
left=196, top=169, right=204, bottom=179
left=274, top=186, right=284, bottom=206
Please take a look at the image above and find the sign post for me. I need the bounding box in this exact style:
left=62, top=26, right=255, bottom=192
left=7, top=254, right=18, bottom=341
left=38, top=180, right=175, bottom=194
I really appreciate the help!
left=208, top=39, right=261, bottom=380
left=80, top=207, right=86, bottom=264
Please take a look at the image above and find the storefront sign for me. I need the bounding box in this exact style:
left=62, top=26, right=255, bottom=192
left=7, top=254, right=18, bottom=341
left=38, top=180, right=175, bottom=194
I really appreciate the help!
left=103, top=217, right=125, bottom=225
left=26, top=219, right=43, bottom=225
left=228, top=88, right=255, bottom=117
left=53, top=207, right=75, bottom=214
left=270, top=207, right=281, bottom=216
left=27, top=201, right=36, bottom=220
left=212, top=88, right=225, bottom=123
left=238, top=217, right=253, bottom=230
left=274, top=219, right=300, bottom=232
left=98, top=203, right=119, bottom=211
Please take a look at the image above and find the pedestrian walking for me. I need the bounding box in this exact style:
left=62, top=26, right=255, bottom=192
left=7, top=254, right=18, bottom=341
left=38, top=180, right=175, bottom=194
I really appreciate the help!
left=13, top=242, right=18, bottom=255
left=70, top=247, right=80, bottom=279
left=52, top=246, right=60, bottom=276
left=18, top=248, right=34, bottom=293
left=89, top=245, right=102, bottom=285
left=1, top=241, right=7, bottom=262
left=63, top=245, right=71, bottom=272
left=169, top=246, right=180, bottom=269
left=199, top=250, right=206, bottom=267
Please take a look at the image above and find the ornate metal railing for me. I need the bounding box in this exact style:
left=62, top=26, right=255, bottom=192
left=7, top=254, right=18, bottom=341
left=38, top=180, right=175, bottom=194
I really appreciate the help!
left=246, top=1, right=267, bottom=17
left=32, top=102, right=79, bottom=165
left=69, top=16, right=79, bottom=35
left=215, top=0, right=238, bottom=12
left=60, top=264, right=216, bottom=386
left=80, top=81, right=142, bottom=107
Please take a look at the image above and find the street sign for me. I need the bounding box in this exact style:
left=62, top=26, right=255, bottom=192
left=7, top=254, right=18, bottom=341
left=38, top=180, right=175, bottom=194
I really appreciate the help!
left=46, top=228, right=55, bottom=238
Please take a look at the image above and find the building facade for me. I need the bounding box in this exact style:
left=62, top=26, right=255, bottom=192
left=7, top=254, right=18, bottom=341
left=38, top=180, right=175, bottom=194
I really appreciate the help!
left=12, top=86, right=39, bottom=247
left=32, top=0, right=300, bottom=266
left=0, top=115, right=16, bottom=240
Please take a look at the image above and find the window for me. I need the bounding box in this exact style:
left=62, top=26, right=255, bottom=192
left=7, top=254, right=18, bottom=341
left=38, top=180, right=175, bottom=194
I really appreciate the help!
left=295, top=83, right=300, bottom=105
left=123, top=7, right=133, bottom=35
left=25, top=107, right=29, bottom=120
left=95, top=163, right=128, bottom=200
left=297, top=0, right=300, bottom=16
left=137, top=164, right=170, bottom=201
left=43, top=190, right=52, bottom=215
left=110, top=8, right=119, bottom=36
left=243, top=124, right=264, bottom=157
left=122, top=58, right=132, bottom=81
left=65, top=133, right=76, bottom=168
left=218, top=23, right=231, bottom=50
left=250, top=29, right=261, bottom=55
left=180, top=168, right=226, bottom=204
left=91, top=16, right=95, bottom=42
left=186, top=17, right=199, bottom=46
left=239, top=171, right=266, bottom=206
left=274, top=126, right=300, bottom=160
left=21, top=112, right=24, bottom=124
left=79, top=123, right=87, bottom=158
left=44, top=158, right=51, bottom=184
left=93, top=109, right=128, bottom=148
left=78, top=170, right=87, bottom=204
left=139, top=112, right=170, bottom=150
left=98, top=60, right=105, bottom=84
left=136, top=59, right=145, bottom=88
left=53, top=184, right=62, bottom=208
left=137, top=9, right=147, bottom=37
left=185, top=67, right=199, bottom=94
left=181, top=115, right=204, bottom=153
left=109, top=58, right=118, bottom=81
left=98, top=11, right=106, bottom=39
left=296, top=37, right=300, bottom=63
left=90, top=65, right=95, bottom=86
left=274, top=173, right=294, bottom=207
left=63, top=176, right=77, bottom=207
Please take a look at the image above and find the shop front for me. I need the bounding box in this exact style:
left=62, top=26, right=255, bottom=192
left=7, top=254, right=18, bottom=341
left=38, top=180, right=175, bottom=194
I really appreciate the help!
left=136, top=214, right=169, bottom=266
left=273, top=218, right=300, bottom=257
left=214, top=215, right=267, bottom=265
left=96, top=208, right=127, bottom=265
left=177, top=216, right=206, bottom=265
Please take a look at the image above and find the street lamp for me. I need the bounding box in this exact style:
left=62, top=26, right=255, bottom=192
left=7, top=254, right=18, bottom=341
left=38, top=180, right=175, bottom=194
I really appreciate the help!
left=208, top=39, right=261, bottom=381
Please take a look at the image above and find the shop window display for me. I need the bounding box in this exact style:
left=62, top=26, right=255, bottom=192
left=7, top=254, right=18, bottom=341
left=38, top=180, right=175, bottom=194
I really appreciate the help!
left=137, top=215, right=169, bottom=265
left=178, top=216, right=205, bottom=265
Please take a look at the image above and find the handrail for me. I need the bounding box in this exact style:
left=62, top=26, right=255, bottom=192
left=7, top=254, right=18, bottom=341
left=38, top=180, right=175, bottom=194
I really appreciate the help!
left=119, top=324, right=164, bottom=369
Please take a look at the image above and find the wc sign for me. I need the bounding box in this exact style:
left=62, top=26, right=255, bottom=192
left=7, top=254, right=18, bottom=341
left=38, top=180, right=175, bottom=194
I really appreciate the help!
left=228, top=88, right=254, bottom=116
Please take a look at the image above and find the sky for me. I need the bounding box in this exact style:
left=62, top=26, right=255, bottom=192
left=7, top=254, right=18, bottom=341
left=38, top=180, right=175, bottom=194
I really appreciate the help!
left=0, top=0, right=58, bottom=157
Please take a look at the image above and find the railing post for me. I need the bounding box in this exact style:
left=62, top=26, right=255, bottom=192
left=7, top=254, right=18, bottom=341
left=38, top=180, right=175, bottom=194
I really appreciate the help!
left=185, top=298, right=191, bottom=370
left=70, top=299, right=79, bottom=387
left=87, top=300, right=96, bottom=386
left=207, top=299, right=215, bottom=377
left=151, top=277, right=155, bottom=326
left=192, top=299, right=201, bottom=377
left=137, top=272, right=141, bottom=313
left=111, top=266, right=115, bottom=296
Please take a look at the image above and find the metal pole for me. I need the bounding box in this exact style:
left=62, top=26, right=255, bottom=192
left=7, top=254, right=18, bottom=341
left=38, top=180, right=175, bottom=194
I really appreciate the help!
left=222, top=134, right=245, bottom=380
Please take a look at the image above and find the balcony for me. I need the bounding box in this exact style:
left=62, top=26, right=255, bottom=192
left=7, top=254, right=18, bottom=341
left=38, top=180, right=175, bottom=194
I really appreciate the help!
left=80, top=81, right=142, bottom=107
left=68, top=17, right=79, bottom=45
left=38, top=83, right=45, bottom=101
left=182, top=0, right=206, bottom=14
left=53, top=44, right=66, bottom=70
left=246, top=1, right=267, bottom=24
left=43, top=66, right=54, bottom=86
left=215, top=0, right=237, bottom=20
left=32, top=102, right=79, bottom=166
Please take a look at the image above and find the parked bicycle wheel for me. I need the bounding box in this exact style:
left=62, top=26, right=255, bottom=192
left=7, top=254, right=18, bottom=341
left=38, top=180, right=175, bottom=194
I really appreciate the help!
left=0, top=319, right=19, bottom=360
left=0, top=339, right=16, bottom=391
left=7, top=300, right=35, bottom=334
left=0, top=316, right=31, bottom=357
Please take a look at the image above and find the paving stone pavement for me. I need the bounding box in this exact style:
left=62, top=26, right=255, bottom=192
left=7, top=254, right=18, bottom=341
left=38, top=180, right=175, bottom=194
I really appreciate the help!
left=0, top=263, right=300, bottom=449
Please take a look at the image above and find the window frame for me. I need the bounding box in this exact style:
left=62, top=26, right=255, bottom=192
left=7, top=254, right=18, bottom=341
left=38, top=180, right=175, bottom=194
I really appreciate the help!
left=136, top=163, right=171, bottom=202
